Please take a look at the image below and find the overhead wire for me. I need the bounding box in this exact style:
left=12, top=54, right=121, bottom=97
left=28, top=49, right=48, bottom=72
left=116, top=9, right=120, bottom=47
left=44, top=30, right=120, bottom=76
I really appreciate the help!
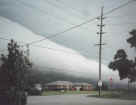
left=14, top=0, right=96, bottom=36
left=0, top=0, right=135, bottom=56
left=25, top=0, right=136, bottom=46
left=104, top=0, right=136, bottom=16
left=25, top=16, right=98, bottom=45
left=0, top=36, right=79, bottom=55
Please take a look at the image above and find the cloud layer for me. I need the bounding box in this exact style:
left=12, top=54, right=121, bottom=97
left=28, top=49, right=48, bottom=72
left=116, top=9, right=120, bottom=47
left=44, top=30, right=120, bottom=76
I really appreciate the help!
left=0, top=16, right=128, bottom=85
left=0, top=0, right=136, bottom=64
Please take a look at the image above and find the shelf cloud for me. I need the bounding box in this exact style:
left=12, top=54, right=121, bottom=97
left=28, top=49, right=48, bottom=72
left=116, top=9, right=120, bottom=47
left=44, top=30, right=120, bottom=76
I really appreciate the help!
left=0, top=16, right=127, bottom=84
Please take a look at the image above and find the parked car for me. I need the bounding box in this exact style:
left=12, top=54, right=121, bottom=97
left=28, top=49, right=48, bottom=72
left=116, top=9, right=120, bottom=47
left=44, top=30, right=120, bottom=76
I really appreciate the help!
left=28, top=87, right=42, bottom=96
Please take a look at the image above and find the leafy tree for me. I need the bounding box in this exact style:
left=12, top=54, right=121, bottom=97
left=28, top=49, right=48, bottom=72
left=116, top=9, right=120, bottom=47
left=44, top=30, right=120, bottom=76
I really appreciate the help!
left=109, top=49, right=133, bottom=80
left=126, top=29, right=136, bottom=82
left=0, top=40, right=31, bottom=105
left=109, top=29, right=136, bottom=82
left=127, top=29, right=136, bottom=48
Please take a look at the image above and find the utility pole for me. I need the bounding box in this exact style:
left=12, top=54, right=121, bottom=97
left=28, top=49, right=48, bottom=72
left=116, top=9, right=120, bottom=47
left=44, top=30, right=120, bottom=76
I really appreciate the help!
left=96, top=7, right=106, bottom=96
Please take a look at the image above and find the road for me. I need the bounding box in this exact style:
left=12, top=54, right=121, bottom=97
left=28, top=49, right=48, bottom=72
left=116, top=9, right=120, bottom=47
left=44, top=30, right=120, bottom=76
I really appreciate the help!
left=27, top=94, right=136, bottom=105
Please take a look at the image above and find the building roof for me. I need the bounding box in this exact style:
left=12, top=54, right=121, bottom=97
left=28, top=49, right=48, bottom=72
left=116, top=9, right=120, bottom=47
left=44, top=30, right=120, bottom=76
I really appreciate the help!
left=73, top=82, right=92, bottom=86
left=46, top=81, right=73, bottom=86
left=46, top=81, right=93, bottom=87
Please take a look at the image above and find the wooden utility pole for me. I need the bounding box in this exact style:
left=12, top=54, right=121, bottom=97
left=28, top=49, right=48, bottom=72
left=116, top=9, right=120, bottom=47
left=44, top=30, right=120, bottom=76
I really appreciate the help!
left=97, top=7, right=106, bottom=96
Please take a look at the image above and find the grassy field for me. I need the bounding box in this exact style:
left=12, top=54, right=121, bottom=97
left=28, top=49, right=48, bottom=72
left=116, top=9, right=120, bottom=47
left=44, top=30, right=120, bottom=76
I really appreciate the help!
left=89, top=90, right=136, bottom=100
left=42, top=90, right=99, bottom=96
left=42, top=90, right=136, bottom=100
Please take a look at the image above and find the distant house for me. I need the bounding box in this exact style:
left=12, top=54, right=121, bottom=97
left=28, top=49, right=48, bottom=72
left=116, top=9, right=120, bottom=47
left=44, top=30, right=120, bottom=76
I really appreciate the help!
left=73, top=82, right=93, bottom=91
left=45, top=81, right=94, bottom=91
left=45, top=81, right=73, bottom=91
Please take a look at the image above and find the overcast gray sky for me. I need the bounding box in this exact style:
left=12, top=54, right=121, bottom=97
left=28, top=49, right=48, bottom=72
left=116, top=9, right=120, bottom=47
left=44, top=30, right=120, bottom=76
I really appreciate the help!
left=0, top=0, right=136, bottom=83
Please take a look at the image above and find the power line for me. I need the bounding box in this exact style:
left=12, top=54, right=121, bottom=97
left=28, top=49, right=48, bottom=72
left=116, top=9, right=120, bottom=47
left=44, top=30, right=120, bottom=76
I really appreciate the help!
left=0, top=36, right=79, bottom=55
left=14, top=0, right=96, bottom=34
left=14, top=0, right=94, bottom=33
left=1, top=0, right=135, bottom=55
left=107, top=23, right=136, bottom=26
left=26, top=0, right=136, bottom=46
left=107, top=15, right=136, bottom=19
left=12, top=0, right=98, bottom=45
left=0, top=39, right=92, bottom=75
left=104, top=0, right=136, bottom=16
left=12, top=0, right=135, bottom=47
left=15, top=0, right=96, bottom=34
left=25, top=17, right=98, bottom=45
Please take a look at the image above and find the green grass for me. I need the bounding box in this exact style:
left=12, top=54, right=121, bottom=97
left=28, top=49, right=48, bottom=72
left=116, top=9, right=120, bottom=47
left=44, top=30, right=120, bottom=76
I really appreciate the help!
left=89, top=90, right=136, bottom=100
left=42, top=91, right=63, bottom=96
left=42, top=90, right=98, bottom=96
left=42, top=90, right=136, bottom=100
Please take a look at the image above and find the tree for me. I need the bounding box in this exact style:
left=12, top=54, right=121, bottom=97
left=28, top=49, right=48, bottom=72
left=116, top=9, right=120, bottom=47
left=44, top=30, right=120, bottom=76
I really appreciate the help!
left=109, top=29, right=136, bottom=82
left=126, top=29, right=136, bottom=82
left=0, top=40, right=32, bottom=105
left=109, top=49, right=133, bottom=80
left=127, top=29, right=136, bottom=48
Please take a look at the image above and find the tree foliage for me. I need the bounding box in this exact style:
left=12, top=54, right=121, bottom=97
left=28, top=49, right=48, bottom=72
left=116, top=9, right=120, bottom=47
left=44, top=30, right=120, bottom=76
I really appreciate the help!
left=0, top=40, right=31, bottom=105
left=109, top=49, right=134, bottom=80
left=109, top=29, right=136, bottom=82
left=127, top=29, right=136, bottom=48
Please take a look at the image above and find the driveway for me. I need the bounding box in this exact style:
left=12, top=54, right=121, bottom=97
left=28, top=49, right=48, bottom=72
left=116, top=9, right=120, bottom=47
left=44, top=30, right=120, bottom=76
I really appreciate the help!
left=27, top=94, right=136, bottom=105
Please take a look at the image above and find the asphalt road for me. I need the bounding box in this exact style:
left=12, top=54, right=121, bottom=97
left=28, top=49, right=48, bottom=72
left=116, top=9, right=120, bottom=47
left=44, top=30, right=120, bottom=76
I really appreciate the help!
left=27, top=94, right=136, bottom=105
